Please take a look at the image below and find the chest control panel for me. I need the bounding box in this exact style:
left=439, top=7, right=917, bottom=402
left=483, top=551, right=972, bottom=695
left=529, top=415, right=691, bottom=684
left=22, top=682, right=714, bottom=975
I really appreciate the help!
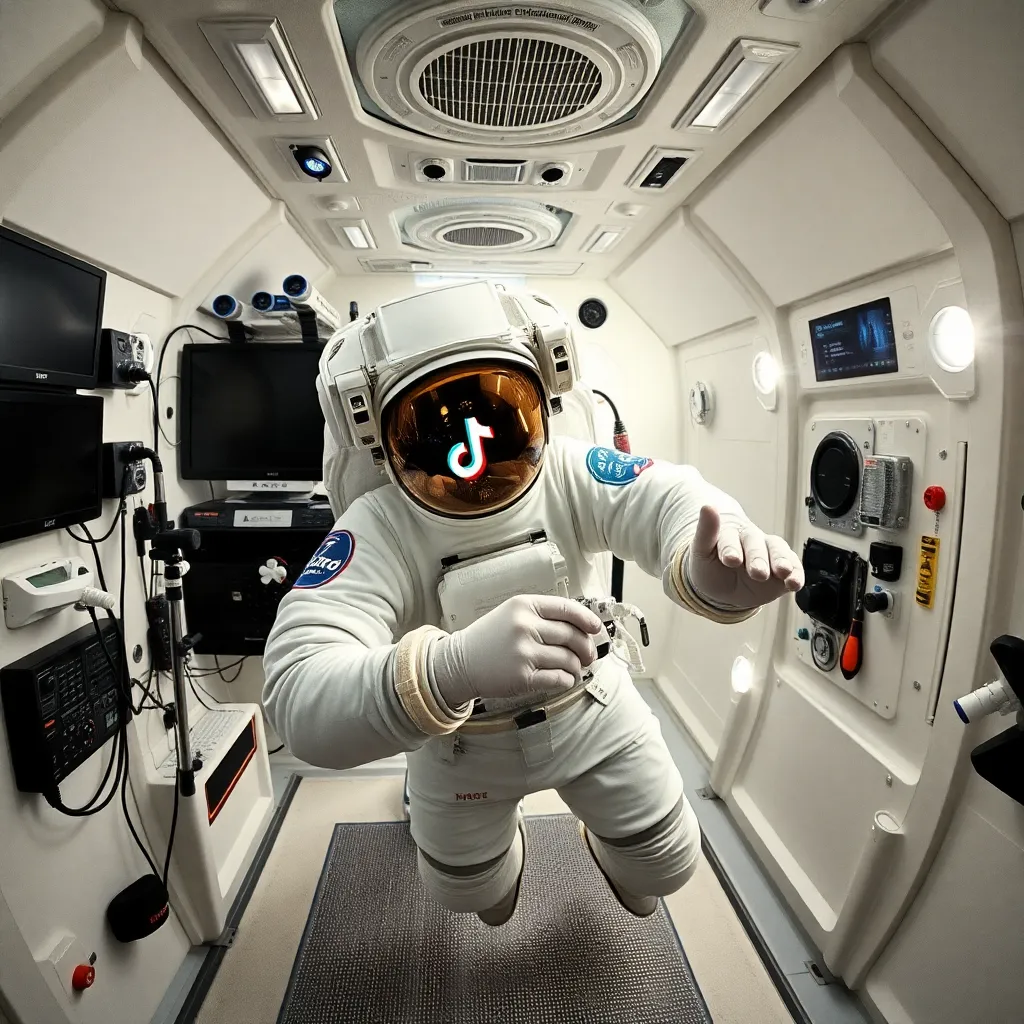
left=1, top=621, right=127, bottom=793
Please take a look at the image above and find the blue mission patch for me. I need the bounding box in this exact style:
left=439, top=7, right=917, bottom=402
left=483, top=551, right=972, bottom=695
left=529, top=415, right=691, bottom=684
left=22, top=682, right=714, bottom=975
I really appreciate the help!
left=293, top=530, right=355, bottom=589
left=585, top=446, right=654, bottom=486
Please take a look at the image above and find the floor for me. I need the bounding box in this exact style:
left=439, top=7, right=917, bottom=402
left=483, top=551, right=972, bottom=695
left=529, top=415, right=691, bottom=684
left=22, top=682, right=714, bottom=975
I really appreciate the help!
left=151, top=682, right=873, bottom=1024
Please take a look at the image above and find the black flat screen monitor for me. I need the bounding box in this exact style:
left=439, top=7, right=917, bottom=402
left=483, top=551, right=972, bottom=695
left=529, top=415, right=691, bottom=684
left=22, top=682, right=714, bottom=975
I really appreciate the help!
left=809, top=297, right=899, bottom=383
left=0, top=226, right=106, bottom=389
left=180, top=343, right=326, bottom=481
left=0, top=389, right=103, bottom=543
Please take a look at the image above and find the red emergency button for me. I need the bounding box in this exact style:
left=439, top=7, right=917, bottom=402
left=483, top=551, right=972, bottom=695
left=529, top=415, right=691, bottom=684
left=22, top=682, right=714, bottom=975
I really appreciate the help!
left=72, top=965, right=95, bottom=991
left=924, top=486, right=946, bottom=512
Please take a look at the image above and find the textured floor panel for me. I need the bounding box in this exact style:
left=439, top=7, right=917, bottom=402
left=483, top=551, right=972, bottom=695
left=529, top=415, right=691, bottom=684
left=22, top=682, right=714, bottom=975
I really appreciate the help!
left=278, top=814, right=712, bottom=1024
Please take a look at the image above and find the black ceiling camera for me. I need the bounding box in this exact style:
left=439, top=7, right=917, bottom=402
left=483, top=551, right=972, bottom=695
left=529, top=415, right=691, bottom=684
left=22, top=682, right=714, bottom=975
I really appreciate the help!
left=292, top=145, right=332, bottom=182
left=578, top=298, right=607, bottom=330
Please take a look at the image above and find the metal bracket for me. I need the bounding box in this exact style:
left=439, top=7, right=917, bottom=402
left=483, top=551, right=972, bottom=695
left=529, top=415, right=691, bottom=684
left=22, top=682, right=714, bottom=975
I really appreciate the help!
left=695, top=786, right=719, bottom=801
left=208, top=926, right=238, bottom=949
left=804, top=958, right=838, bottom=986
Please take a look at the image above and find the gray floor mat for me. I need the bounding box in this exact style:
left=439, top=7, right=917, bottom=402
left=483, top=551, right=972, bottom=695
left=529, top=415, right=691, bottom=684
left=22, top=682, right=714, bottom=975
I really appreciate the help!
left=278, top=814, right=712, bottom=1024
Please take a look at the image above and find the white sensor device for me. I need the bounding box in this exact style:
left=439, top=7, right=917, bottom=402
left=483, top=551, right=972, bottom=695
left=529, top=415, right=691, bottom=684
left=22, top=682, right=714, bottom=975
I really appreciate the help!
left=282, top=275, right=341, bottom=332
left=954, top=679, right=1021, bottom=723
left=3, top=558, right=94, bottom=628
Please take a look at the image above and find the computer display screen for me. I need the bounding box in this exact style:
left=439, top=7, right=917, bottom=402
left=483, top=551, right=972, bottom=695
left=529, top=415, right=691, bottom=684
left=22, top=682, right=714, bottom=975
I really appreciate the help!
left=180, top=343, right=326, bottom=480
left=809, top=297, right=899, bottom=382
left=0, top=227, right=106, bottom=388
left=0, top=390, right=103, bottom=543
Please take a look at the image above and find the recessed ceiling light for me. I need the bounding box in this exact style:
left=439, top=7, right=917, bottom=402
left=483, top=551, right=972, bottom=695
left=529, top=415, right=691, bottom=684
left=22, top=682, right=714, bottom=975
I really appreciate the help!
left=199, top=18, right=318, bottom=121
left=928, top=306, right=975, bottom=372
left=675, top=38, right=797, bottom=132
left=329, top=220, right=375, bottom=250
left=585, top=228, right=624, bottom=254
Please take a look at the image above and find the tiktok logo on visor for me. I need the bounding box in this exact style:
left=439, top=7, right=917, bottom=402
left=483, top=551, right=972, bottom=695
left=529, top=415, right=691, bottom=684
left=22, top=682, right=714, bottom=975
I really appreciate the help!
left=447, top=417, right=494, bottom=481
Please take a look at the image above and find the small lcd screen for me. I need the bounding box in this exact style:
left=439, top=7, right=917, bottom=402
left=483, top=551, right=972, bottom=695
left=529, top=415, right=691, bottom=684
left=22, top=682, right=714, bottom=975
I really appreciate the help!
left=29, top=566, right=71, bottom=588
left=809, top=297, right=899, bottom=382
left=181, top=344, right=326, bottom=480
left=0, top=227, right=105, bottom=386
left=0, top=392, right=103, bottom=542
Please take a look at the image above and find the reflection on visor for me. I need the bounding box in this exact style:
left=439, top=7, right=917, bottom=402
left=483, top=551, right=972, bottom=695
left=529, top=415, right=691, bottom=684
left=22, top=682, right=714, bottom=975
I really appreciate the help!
left=383, top=362, right=547, bottom=517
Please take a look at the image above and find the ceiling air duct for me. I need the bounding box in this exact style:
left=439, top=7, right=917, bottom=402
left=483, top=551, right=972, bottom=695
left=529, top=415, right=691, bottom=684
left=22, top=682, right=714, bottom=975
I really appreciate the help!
left=398, top=198, right=570, bottom=253
left=333, top=0, right=694, bottom=144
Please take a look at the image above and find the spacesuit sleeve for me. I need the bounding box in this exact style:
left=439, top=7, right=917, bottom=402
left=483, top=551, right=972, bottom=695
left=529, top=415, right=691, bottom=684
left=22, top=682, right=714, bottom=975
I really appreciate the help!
left=262, top=497, right=462, bottom=770
left=554, top=436, right=752, bottom=621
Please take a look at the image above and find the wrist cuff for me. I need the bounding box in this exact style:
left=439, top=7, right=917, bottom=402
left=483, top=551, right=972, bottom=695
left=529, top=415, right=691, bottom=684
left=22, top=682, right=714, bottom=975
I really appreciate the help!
left=394, top=626, right=473, bottom=736
left=670, top=543, right=758, bottom=625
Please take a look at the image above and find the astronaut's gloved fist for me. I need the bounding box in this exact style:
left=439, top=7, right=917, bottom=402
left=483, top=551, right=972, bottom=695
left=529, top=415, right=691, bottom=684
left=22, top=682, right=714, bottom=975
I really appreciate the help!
left=431, top=594, right=603, bottom=708
left=684, top=505, right=805, bottom=614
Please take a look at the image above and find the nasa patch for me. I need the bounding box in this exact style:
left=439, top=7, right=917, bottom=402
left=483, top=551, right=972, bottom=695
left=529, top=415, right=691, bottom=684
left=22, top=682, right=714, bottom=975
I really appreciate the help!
left=586, top=446, right=654, bottom=486
left=293, top=530, right=355, bottom=589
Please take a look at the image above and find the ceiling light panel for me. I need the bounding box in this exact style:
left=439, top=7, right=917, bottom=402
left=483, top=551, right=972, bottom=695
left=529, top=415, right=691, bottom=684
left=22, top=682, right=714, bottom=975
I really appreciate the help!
left=329, top=220, right=376, bottom=249
left=584, top=227, right=626, bottom=253
left=675, top=39, right=797, bottom=133
left=199, top=18, right=319, bottom=121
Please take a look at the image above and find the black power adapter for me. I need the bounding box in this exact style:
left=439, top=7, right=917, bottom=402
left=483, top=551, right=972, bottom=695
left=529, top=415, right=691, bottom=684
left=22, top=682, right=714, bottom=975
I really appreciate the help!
left=102, top=442, right=148, bottom=499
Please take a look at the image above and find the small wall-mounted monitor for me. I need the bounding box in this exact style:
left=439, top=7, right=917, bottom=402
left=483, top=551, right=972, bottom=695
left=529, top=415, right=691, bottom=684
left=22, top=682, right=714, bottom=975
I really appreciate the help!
left=179, top=343, right=326, bottom=481
left=809, top=297, right=898, bottom=383
left=0, top=390, right=103, bottom=543
left=0, top=226, right=106, bottom=389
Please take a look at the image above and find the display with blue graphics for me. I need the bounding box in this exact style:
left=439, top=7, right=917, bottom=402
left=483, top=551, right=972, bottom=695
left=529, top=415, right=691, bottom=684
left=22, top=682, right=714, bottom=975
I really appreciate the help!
left=586, top=447, right=654, bottom=486
left=809, top=296, right=898, bottom=382
left=293, top=531, right=355, bottom=588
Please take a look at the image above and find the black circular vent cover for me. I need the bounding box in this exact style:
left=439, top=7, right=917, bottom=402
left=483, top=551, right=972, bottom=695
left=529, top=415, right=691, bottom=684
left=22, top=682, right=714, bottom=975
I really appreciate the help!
left=578, top=298, right=607, bottom=330
left=810, top=431, right=861, bottom=517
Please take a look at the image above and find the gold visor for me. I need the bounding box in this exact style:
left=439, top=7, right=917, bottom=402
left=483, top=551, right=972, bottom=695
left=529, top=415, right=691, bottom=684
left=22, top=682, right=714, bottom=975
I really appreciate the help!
left=383, top=362, right=547, bottom=517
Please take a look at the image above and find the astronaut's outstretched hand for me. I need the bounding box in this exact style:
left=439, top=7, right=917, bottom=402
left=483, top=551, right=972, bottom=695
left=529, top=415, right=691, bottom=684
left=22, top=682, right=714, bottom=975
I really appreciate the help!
left=685, top=506, right=804, bottom=611
left=431, top=595, right=603, bottom=708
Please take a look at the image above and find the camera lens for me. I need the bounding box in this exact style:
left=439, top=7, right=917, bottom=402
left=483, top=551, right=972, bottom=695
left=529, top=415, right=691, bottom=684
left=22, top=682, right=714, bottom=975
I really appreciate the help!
left=541, top=166, right=565, bottom=183
left=422, top=164, right=446, bottom=180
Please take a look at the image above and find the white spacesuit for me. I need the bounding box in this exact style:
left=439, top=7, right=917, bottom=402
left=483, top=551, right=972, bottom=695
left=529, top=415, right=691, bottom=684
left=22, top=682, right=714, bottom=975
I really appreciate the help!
left=262, top=281, right=804, bottom=924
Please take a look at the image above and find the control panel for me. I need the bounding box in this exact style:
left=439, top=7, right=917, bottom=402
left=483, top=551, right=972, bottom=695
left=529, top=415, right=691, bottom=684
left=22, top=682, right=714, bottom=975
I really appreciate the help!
left=1, top=621, right=127, bottom=793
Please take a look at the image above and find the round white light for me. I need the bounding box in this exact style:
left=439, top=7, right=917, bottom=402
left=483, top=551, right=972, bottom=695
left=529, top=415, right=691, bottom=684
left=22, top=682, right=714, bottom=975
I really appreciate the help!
left=928, top=305, right=975, bottom=373
left=752, top=351, right=780, bottom=395
left=731, top=656, right=754, bottom=694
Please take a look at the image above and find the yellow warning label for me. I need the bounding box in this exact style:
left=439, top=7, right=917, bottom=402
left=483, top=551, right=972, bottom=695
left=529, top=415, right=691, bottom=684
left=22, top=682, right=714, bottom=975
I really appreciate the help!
left=916, top=535, right=940, bottom=608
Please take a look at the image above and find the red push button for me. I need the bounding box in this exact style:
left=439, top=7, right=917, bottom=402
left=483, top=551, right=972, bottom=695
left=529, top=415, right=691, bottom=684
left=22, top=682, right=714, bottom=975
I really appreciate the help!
left=72, top=964, right=95, bottom=991
left=924, top=486, right=946, bottom=512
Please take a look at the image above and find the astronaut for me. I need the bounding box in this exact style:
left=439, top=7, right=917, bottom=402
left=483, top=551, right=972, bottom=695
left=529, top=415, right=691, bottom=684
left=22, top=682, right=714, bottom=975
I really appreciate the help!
left=262, top=281, right=804, bottom=925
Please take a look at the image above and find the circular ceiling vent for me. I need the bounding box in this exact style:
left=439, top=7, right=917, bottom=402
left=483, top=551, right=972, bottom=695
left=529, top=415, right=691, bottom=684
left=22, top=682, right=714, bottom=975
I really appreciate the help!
left=354, top=0, right=673, bottom=144
left=400, top=199, right=567, bottom=253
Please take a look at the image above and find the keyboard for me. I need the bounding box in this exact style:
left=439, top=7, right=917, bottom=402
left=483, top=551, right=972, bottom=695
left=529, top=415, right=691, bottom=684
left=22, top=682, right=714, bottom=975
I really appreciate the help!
left=158, top=709, right=248, bottom=777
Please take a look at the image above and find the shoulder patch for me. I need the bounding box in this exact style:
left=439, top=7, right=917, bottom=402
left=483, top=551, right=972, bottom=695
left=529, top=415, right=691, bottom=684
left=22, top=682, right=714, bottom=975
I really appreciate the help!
left=585, top=446, right=654, bottom=486
left=293, top=530, right=355, bottom=589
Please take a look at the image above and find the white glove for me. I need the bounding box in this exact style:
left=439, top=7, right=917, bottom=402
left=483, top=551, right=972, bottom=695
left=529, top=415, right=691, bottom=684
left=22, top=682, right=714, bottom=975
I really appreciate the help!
left=431, top=595, right=603, bottom=708
left=685, top=506, right=805, bottom=611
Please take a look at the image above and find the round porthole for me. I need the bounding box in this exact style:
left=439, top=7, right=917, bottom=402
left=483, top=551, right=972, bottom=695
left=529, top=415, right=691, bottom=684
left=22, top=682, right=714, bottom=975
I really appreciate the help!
left=810, top=431, right=861, bottom=518
left=578, top=298, right=607, bottom=329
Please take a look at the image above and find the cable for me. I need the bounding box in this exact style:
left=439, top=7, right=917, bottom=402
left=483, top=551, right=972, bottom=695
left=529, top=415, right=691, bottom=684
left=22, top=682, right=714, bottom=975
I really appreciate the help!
left=154, top=324, right=226, bottom=454
left=163, top=729, right=180, bottom=890
left=214, top=655, right=246, bottom=683
left=185, top=667, right=218, bottom=709
left=269, top=744, right=285, bottom=755
left=591, top=388, right=620, bottom=421
left=208, top=481, right=216, bottom=501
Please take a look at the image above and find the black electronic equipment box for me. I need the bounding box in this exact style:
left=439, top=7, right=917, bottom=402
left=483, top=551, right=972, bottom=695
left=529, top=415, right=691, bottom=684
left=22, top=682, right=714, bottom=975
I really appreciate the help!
left=180, top=500, right=331, bottom=655
left=1, top=620, right=128, bottom=794
left=795, top=540, right=864, bottom=634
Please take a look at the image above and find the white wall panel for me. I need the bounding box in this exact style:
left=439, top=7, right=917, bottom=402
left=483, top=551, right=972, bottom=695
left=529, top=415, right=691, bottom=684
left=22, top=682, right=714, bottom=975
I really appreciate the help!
left=4, top=53, right=270, bottom=296
left=202, top=219, right=330, bottom=314
left=660, top=326, right=779, bottom=754
left=866, top=774, right=1024, bottom=1024
left=611, top=212, right=755, bottom=345
left=0, top=0, right=104, bottom=120
left=872, top=0, right=1024, bottom=222
left=0, top=272, right=199, bottom=1024
left=693, top=65, right=949, bottom=307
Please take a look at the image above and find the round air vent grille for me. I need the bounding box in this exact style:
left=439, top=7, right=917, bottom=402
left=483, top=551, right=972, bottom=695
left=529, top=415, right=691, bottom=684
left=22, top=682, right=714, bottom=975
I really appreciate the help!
left=401, top=199, right=566, bottom=254
left=419, top=38, right=602, bottom=129
left=355, top=0, right=666, bottom=144
left=441, top=225, right=527, bottom=248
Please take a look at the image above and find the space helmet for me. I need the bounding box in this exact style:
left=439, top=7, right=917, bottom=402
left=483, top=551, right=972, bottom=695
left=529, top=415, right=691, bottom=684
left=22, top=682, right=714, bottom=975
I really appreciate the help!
left=318, top=280, right=580, bottom=519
